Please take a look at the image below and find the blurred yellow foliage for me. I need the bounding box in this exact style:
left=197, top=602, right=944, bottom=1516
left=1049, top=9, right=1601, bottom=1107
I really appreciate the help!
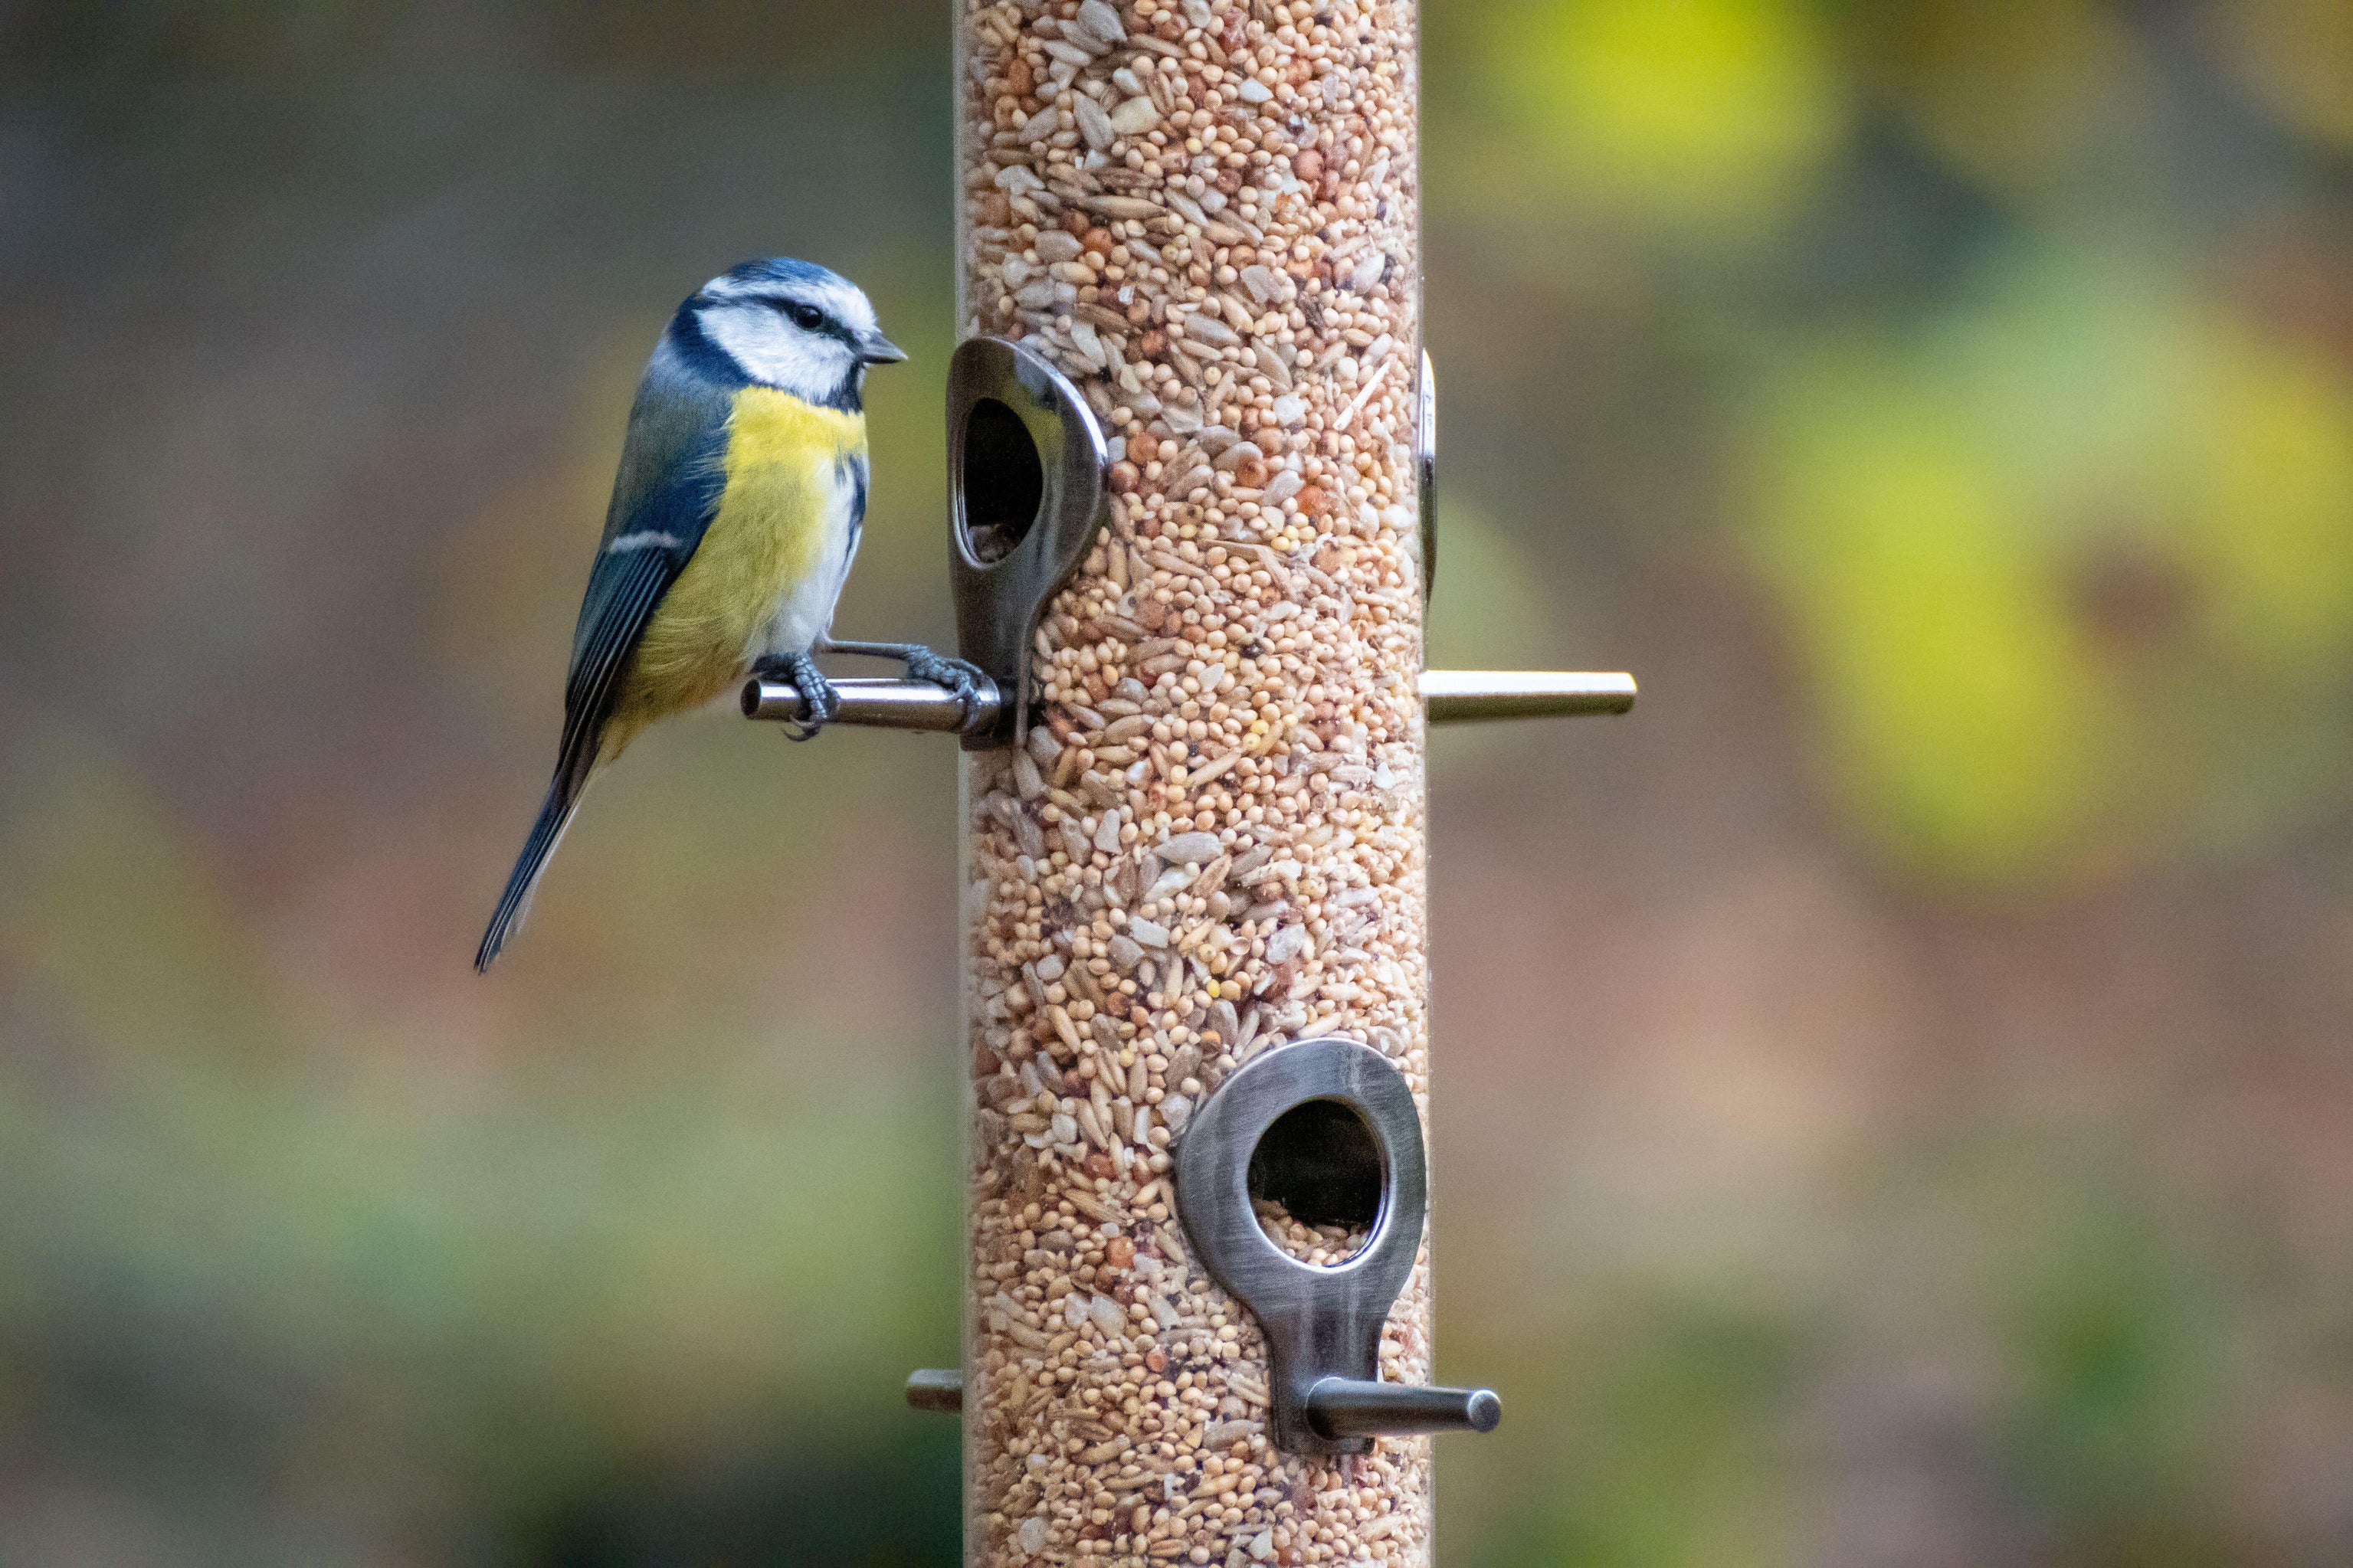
left=1480, top=0, right=1843, bottom=231
left=1750, top=360, right=2115, bottom=883
left=1747, top=252, right=2353, bottom=885
left=2169, top=322, right=2353, bottom=676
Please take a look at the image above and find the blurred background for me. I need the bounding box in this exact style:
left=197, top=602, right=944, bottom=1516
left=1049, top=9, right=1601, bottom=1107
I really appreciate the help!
left=5, top=0, right=2353, bottom=1561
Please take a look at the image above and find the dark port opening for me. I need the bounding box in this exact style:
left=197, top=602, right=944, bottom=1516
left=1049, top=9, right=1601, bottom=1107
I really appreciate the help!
left=959, top=397, right=1044, bottom=565
left=1248, top=1098, right=1385, bottom=1233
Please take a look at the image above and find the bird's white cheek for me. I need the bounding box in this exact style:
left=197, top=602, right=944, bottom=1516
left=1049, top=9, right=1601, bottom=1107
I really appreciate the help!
left=700, top=307, right=841, bottom=400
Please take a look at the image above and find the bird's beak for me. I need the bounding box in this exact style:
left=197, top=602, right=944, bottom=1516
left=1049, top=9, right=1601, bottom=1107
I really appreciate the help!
left=857, top=332, right=907, bottom=365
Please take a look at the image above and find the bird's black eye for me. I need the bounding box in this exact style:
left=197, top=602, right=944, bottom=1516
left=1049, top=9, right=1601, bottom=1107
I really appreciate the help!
left=780, top=300, right=826, bottom=331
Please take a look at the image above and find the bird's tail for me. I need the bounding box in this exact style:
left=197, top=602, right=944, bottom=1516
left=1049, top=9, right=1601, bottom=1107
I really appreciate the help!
left=475, top=750, right=596, bottom=972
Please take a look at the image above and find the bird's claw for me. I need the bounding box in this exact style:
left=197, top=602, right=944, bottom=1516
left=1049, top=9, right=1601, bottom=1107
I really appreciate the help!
left=902, top=647, right=992, bottom=735
left=771, top=652, right=839, bottom=741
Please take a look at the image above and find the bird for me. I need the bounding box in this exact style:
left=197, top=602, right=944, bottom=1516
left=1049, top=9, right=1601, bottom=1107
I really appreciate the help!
left=475, top=257, right=982, bottom=971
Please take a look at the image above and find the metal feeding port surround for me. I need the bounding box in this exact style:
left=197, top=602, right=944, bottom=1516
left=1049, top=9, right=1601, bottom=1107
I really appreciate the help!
left=1173, top=1037, right=1500, bottom=1455
left=945, top=335, right=1111, bottom=751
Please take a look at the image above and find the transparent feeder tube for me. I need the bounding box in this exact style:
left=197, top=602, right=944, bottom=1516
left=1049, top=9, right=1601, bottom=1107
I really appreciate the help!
left=955, top=2, right=1431, bottom=1563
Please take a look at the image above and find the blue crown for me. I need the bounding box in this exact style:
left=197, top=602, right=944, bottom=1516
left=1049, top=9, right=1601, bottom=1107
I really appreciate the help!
left=703, top=257, right=851, bottom=299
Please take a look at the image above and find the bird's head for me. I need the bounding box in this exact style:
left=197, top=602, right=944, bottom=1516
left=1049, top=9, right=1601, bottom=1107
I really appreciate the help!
left=686, top=258, right=904, bottom=408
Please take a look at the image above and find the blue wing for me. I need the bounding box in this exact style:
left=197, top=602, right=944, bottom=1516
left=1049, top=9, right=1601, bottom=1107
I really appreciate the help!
left=477, top=342, right=732, bottom=970
left=558, top=345, right=732, bottom=768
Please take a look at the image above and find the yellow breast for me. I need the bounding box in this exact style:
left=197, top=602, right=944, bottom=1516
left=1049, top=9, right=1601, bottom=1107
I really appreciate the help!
left=608, top=387, right=864, bottom=750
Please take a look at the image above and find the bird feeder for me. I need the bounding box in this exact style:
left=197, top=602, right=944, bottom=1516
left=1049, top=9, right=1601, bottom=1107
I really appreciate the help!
left=742, top=2, right=1631, bottom=1560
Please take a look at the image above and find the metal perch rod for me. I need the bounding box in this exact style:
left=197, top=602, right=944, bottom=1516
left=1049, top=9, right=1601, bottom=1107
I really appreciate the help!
left=739, top=673, right=1004, bottom=728
left=900, top=1369, right=1503, bottom=1441
left=1305, top=1378, right=1503, bottom=1440
left=743, top=670, right=1634, bottom=730
left=905, top=1367, right=965, bottom=1414
left=1418, top=669, right=1636, bottom=722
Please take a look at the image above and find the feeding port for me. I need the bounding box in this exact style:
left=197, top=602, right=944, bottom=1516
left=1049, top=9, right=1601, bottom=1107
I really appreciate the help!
left=1249, top=1097, right=1381, bottom=1267
left=955, top=398, right=1042, bottom=567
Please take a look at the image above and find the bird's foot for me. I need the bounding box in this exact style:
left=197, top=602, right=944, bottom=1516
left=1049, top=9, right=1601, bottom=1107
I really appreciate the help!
left=757, top=651, right=839, bottom=741
left=901, top=647, right=992, bottom=733
left=824, top=640, right=993, bottom=735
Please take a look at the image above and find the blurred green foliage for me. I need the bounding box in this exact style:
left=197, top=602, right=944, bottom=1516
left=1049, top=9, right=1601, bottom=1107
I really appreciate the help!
left=4, top=0, right=2353, bottom=1563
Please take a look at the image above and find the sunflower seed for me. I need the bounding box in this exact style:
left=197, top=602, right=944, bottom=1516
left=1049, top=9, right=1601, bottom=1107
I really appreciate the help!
left=1073, top=94, right=1114, bottom=151
left=1022, top=106, right=1063, bottom=146
left=1158, top=831, right=1221, bottom=865
left=1253, top=342, right=1293, bottom=391
left=1074, top=0, right=1125, bottom=45
left=1181, top=311, right=1238, bottom=349
left=1110, top=96, right=1160, bottom=135
left=1080, top=192, right=1164, bottom=221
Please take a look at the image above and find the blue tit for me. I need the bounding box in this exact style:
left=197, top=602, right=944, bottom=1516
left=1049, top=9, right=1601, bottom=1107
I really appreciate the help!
left=476, top=257, right=982, bottom=972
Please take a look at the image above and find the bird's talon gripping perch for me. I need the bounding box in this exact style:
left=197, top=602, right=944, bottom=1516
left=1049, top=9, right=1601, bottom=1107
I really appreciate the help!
left=775, top=653, right=840, bottom=741
left=903, top=647, right=991, bottom=736
left=824, top=640, right=994, bottom=736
